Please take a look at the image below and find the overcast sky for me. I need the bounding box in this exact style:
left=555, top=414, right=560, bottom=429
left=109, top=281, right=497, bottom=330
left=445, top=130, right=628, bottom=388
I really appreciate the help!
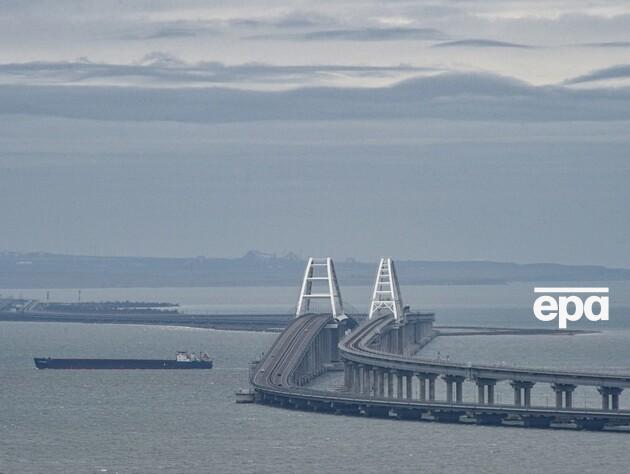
left=1, top=1, right=629, bottom=266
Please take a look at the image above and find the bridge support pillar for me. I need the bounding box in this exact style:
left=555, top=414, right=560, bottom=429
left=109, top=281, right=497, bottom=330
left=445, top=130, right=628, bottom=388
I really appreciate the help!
left=358, top=365, right=365, bottom=394
left=601, top=390, right=610, bottom=411
left=510, top=381, right=535, bottom=408
left=555, top=389, right=562, bottom=408
left=370, top=367, right=378, bottom=396
left=566, top=389, right=573, bottom=408
left=315, top=338, right=320, bottom=374
left=524, top=386, right=532, bottom=407
left=387, top=371, right=394, bottom=398
left=612, top=391, right=621, bottom=410
left=384, top=326, right=404, bottom=355
left=443, top=375, right=465, bottom=403
left=363, top=367, right=374, bottom=395
left=445, top=379, right=453, bottom=403
left=598, top=386, right=623, bottom=411
left=405, top=372, right=413, bottom=400
left=395, top=371, right=404, bottom=399
left=476, top=378, right=497, bottom=405
left=319, top=331, right=327, bottom=368
left=344, top=362, right=353, bottom=391
left=428, top=374, right=437, bottom=401
left=456, top=379, right=464, bottom=403
left=325, top=325, right=340, bottom=362
left=353, top=364, right=362, bottom=393
left=357, top=365, right=366, bottom=394
left=551, top=383, right=576, bottom=409
left=376, top=369, right=385, bottom=397
left=416, top=374, right=426, bottom=401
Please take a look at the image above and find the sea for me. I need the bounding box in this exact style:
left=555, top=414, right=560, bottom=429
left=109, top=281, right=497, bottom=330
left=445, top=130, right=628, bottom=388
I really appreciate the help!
left=2, top=282, right=630, bottom=473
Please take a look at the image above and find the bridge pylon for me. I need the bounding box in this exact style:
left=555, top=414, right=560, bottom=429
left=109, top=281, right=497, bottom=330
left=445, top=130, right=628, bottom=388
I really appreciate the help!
left=295, top=257, right=346, bottom=321
left=368, top=257, right=405, bottom=323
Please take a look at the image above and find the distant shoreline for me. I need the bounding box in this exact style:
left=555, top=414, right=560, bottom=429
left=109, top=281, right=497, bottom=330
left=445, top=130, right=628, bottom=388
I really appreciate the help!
left=2, top=251, right=629, bottom=289
left=0, top=310, right=293, bottom=332
left=0, top=310, right=598, bottom=337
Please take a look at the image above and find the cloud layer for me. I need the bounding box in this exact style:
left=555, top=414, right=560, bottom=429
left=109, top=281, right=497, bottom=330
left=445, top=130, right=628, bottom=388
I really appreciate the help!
left=1, top=1, right=630, bottom=86
left=433, top=39, right=533, bottom=49
left=250, top=27, right=448, bottom=42
left=3, top=72, right=630, bottom=124
left=2, top=1, right=630, bottom=264
left=565, top=64, right=630, bottom=84
left=0, top=57, right=435, bottom=88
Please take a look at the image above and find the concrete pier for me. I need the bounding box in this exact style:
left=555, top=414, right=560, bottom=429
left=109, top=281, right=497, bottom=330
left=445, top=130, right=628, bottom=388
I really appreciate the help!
left=376, top=368, right=385, bottom=397
left=455, top=378, right=464, bottom=403
left=443, top=375, right=465, bottom=403
left=416, top=373, right=426, bottom=401
left=362, top=365, right=371, bottom=395
left=444, top=376, right=453, bottom=402
left=551, top=383, right=576, bottom=409
left=476, top=378, right=497, bottom=405
left=511, top=381, right=535, bottom=407
left=395, top=371, right=404, bottom=399
left=598, top=386, right=623, bottom=411
left=344, top=362, right=352, bottom=389
left=428, top=374, right=437, bottom=401
left=378, top=312, right=435, bottom=356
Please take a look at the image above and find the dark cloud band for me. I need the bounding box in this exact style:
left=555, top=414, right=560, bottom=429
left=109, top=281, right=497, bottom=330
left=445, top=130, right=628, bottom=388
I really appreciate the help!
left=2, top=72, right=629, bottom=123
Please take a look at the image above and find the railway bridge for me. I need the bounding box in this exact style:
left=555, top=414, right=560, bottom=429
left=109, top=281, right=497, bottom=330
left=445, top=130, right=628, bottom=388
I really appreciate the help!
left=251, top=257, right=630, bottom=431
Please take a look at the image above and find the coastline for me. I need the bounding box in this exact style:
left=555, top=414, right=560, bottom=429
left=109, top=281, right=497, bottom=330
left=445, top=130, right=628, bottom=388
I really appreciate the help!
left=0, top=310, right=292, bottom=332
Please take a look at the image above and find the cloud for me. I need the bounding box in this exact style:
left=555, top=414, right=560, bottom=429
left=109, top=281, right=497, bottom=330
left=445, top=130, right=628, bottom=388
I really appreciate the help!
left=580, top=41, right=630, bottom=48
left=2, top=72, right=630, bottom=124
left=433, top=39, right=534, bottom=49
left=118, top=12, right=339, bottom=40
left=119, top=20, right=222, bottom=40
left=268, top=12, right=336, bottom=29
left=0, top=57, right=436, bottom=88
left=250, top=27, right=448, bottom=41
left=565, top=64, right=630, bottom=84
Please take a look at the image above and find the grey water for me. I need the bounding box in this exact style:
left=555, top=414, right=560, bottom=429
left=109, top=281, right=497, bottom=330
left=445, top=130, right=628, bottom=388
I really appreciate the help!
left=2, top=283, right=630, bottom=473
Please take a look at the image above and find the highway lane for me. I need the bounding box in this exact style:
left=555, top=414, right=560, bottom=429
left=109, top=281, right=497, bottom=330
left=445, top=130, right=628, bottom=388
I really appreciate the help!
left=253, top=313, right=332, bottom=389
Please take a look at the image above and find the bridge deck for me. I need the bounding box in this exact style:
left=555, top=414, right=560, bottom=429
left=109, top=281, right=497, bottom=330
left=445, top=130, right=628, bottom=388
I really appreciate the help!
left=251, top=314, right=630, bottom=430
left=342, top=315, right=630, bottom=388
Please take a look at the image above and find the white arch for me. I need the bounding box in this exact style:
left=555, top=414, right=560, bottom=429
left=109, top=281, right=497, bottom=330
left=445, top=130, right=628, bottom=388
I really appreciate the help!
left=368, top=257, right=405, bottom=322
left=295, top=257, right=345, bottom=320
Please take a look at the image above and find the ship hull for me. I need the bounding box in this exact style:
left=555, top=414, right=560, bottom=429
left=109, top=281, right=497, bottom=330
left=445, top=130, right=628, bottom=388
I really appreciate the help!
left=34, top=358, right=213, bottom=369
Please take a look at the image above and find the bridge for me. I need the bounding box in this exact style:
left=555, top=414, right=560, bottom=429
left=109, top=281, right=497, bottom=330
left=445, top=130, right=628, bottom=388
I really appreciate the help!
left=250, top=257, right=630, bottom=431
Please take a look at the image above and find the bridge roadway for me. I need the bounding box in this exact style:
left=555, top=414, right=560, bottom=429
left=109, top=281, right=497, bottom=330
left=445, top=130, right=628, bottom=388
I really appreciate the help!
left=253, top=313, right=333, bottom=390
left=342, top=315, right=630, bottom=389
left=252, top=314, right=630, bottom=430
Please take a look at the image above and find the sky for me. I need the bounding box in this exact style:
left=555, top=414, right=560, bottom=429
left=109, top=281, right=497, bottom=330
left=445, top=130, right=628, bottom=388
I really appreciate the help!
left=1, top=1, right=629, bottom=266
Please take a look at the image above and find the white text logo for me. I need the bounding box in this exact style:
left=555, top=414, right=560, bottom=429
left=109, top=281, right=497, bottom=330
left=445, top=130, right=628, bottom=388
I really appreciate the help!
left=533, top=287, right=609, bottom=329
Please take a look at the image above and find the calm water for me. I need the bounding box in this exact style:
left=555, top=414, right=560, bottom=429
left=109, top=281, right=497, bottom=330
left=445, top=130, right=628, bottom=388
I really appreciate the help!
left=2, top=284, right=630, bottom=473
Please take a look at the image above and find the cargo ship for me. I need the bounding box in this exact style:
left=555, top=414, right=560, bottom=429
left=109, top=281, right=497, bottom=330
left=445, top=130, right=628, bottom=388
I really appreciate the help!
left=34, top=351, right=213, bottom=369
